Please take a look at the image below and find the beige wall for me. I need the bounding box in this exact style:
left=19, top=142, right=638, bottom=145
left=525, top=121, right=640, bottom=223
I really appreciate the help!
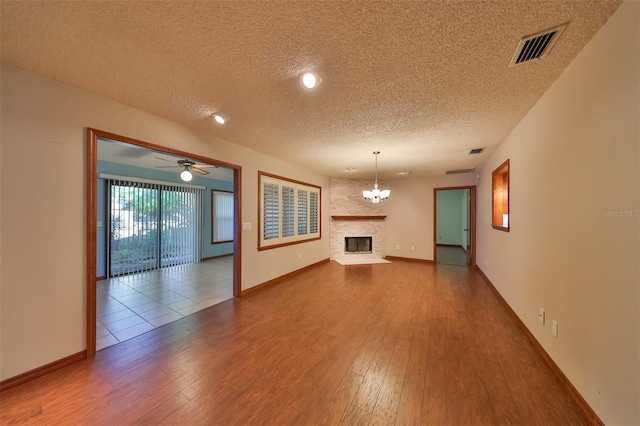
left=0, top=63, right=330, bottom=380
left=477, top=2, right=639, bottom=424
left=385, top=174, right=477, bottom=260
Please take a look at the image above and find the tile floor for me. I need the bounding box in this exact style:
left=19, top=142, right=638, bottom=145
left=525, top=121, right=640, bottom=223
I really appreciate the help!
left=96, top=256, right=233, bottom=350
left=436, top=244, right=469, bottom=266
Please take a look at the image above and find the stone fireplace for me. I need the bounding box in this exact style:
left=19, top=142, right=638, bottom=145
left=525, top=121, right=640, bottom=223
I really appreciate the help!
left=330, top=178, right=387, bottom=261
left=331, top=218, right=386, bottom=260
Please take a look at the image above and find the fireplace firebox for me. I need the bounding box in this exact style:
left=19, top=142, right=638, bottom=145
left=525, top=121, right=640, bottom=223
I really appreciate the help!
left=344, top=236, right=373, bottom=254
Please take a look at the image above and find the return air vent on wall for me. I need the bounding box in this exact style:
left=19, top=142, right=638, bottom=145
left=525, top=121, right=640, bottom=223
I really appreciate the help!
left=446, top=168, right=475, bottom=175
left=508, top=23, right=568, bottom=68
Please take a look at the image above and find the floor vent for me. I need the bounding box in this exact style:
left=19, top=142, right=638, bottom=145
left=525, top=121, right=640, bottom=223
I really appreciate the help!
left=509, top=23, right=568, bottom=68
left=469, top=148, right=485, bottom=155
left=446, top=168, right=475, bottom=175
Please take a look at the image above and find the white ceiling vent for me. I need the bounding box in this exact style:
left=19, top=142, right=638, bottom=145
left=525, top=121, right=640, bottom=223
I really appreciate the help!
left=446, top=168, right=475, bottom=175
left=509, top=23, right=568, bottom=68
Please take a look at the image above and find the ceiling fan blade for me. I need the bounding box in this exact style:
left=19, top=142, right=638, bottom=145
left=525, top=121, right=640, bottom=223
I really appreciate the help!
left=192, top=167, right=209, bottom=175
left=194, top=164, right=218, bottom=169
left=154, top=165, right=178, bottom=169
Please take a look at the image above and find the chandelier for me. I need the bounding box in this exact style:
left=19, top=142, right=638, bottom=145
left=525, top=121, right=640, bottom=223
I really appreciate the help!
left=362, top=151, right=390, bottom=203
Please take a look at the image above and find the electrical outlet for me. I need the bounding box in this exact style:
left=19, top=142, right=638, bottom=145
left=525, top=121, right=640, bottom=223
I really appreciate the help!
left=396, top=244, right=400, bottom=250
left=552, top=320, right=559, bottom=337
left=297, top=253, right=302, bottom=259
left=539, top=308, right=545, bottom=325
left=411, top=245, right=415, bottom=251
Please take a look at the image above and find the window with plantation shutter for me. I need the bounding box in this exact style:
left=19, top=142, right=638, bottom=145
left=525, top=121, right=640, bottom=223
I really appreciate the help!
left=282, top=186, right=295, bottom=237
left=298, top=189, right=308, bottom=235
left=309, top=191, right=319, bottom=234
left=259, top=172, right=321, bottom=250
left=263, top=182, right=279, bottom=240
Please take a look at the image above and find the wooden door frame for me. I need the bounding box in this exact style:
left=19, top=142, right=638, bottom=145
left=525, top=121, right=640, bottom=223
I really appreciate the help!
left=433, top=186, right=476, bottom=266
left=86, top=128, right=242, bottom=356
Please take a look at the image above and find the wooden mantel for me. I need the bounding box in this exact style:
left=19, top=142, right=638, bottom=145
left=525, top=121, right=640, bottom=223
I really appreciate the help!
left=331, top=215, right=387, bottom=221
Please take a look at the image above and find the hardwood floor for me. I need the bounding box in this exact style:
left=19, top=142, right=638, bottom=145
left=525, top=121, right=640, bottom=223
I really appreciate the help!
left=0, top=260, right=590, bottom=425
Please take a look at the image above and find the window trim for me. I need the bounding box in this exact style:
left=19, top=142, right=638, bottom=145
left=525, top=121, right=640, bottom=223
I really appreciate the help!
left=491, top=159, right=510, bottom=232
left=258, top=171, right=321, bottom=250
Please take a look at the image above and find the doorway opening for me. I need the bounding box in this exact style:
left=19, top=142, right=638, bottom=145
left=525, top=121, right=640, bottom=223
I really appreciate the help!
left=87, top=128, right=242, bottom=355
left=434, top=186, right=476, bottom=266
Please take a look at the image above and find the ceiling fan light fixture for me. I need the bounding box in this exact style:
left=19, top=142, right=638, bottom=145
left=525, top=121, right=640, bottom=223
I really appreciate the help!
left=362, top=151, right=390, bottom=204
left=180, top=168, right=193, bottom=182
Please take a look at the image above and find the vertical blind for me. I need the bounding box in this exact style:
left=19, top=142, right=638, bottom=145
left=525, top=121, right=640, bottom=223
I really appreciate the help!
left=212, top=190, right=234, bottom=243
left=107, top=178, right=203, bottom=276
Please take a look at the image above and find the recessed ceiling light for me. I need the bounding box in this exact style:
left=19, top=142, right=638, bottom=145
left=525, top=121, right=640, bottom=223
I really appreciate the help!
left=397, top=171, right=412, bottom=175
left=213, top=114, right=227, bottom=124
left=301, top=72, right=321, bottom=89
left=344, top=168, right=356, bottom=172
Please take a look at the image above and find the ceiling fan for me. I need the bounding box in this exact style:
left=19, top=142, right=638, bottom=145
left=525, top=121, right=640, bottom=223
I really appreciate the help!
left=154, top=156, right=217, bottom=176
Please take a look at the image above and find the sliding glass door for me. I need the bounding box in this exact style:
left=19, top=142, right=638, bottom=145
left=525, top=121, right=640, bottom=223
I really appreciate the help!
left=107, top=179, right=203, bottom=277
left=159, top=187, right=201, bottom=268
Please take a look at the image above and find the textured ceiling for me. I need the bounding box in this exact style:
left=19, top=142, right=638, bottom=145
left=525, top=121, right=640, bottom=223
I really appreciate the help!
left=97, top=139, right=235, bottom=182
left=0, top=1, right=622, bottom=179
